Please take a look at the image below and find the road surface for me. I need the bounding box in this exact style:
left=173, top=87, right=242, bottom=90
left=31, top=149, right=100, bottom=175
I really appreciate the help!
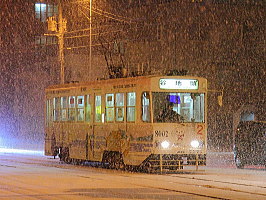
left=0, top=150, right=265, bottom=200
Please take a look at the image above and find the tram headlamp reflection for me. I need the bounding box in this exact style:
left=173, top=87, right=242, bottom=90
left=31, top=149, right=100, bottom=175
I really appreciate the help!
left=190, top=140, right=200, bottom=148
left=161, top=141, right=170, bottom=149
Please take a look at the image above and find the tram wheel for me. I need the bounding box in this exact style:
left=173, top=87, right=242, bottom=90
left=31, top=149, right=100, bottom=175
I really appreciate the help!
left=142, top=161, right=154, bottom=173
left=64, top=157, right=72, bottom=164
left=102, top=151, right=125, bottom=170
left=59, top=147, right=70, bottom=163
left=111, top=153, right=125, bottom=170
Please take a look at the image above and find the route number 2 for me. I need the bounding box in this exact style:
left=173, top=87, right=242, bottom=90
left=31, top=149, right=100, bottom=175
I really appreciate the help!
left=197, top=125, right=204, bottom=135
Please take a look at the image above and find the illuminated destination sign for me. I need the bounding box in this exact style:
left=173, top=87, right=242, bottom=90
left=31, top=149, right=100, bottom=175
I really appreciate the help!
left=159, top=79, right=199, bottom=90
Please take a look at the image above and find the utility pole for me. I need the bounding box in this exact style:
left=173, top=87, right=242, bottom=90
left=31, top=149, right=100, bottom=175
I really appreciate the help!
left=47, top=0, right=66, bottom=84
left=58, top=0, right=65, bottom=84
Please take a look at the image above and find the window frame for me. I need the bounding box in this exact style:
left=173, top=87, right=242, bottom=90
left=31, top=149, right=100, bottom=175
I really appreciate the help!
left=53, top=97, right=60, bottom=121
left=127, top=92, right=136, bottom=122
left=142, top=92, right=151, bottom=123
left=85, top=94, right=91, bottom=122
left=68, top=96, right=76, bottom=121
left=95, top=95, right=102, bottom=123
left=115, top=93, right=125, bottom=122
left=77, top=95, right=85, bottom=122
left=106, top=93, right=115, bottom=122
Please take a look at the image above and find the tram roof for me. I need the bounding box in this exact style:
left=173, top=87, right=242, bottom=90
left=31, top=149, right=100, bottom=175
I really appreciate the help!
left=46, top=75, right=207, bottom=90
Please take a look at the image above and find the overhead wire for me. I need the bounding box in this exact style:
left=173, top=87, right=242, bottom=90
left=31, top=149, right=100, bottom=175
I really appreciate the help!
left=81, top=5, right=135, bottom=24
left=92, top=7, right=136, bottom=24
left=64, top=39, right=128, bottom=50
left=45, top=1, right=146, bottom=50
left=66, top=0, right=136, bottom=24
left=64, top=29, right=124, bottom=39
left=64, top=23, right=123, bottom=34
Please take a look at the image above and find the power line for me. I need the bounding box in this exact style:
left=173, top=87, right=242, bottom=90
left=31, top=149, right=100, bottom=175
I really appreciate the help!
left=92, top=7, right=136, bottom=24
left=80, top=5, right=134, bottom=24
left=64, top=41, right=114, bottom=49
left=64, top=29, right=124, bottom=39
left=68, top=0, right=136, bottom=24
left=92, top=9, right=131, bottom=24
left=64, top=23, right=121, bottom=34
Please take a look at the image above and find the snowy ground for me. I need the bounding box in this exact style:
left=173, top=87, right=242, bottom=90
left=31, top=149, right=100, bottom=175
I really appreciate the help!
left=0, top=149, right=265, bottom=200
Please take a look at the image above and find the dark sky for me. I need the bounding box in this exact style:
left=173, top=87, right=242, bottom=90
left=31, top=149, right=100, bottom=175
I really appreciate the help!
left=0, top=1, right=36, bottom=136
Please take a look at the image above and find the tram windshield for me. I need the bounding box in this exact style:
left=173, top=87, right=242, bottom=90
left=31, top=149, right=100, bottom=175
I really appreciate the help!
left=153, top=92, right=205, bottom=123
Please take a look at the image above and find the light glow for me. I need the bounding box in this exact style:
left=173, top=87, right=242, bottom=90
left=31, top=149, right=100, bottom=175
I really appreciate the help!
left=190, top=140, right=200, bottom=148
left=35, top=3, right=47, bottom=13
left=0, top=148, right=44, bottom=155
left=161, top=141, right=170, bottom=149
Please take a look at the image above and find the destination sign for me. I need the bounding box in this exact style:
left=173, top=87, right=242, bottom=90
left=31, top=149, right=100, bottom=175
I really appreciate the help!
left=159, top=79, right=198, bottom=90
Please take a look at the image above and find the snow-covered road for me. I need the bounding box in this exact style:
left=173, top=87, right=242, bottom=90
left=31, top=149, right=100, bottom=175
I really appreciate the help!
left=0, top=150, right=265, bottom=200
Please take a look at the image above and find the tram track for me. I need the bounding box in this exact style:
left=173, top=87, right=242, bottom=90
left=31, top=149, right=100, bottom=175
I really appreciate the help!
left=1, top=155, right=265, bottom=199
left=26, top=159, right=260, bottom=200
left=13, top=160, right=266, bottom=197
left=169, top=174, right=266, bottom=189
left=71, top=166, right=266, bottom=200
left=77, top=173, right=230, bottom=200
left=134, top=178, right=263, bottom=199
left=104, top=170, right=266, bottom=199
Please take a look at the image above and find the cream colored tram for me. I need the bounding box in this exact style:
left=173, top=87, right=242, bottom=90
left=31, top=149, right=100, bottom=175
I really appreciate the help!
left=45, top=75, right=207, bottom=172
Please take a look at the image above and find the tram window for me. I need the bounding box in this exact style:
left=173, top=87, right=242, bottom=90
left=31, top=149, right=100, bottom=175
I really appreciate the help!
left=116, top=93, right=124, bottom=121
left=53, top=97, right=60, bottom=121
left=127, top=92, right=136, bottom=122
left=142, top=92, right=151, bottom=122
left=106, top=94, right=114, bottom=122
left=180, top=93, right=205, bottom=122
left=61, top=96, right=68, bottom=121
left=85, top=95, right=91, bottom=122
left=77, top=96, right=84, bottom=121
left=68, top=96, right=76, bottom=121
left=192, top=93, right=205, bottom=123
left=95, top=95, right=102, bottom=122
left=152, top=92, right=205, bottom=123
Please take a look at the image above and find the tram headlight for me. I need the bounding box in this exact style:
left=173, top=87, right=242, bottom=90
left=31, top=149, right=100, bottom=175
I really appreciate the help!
left=190, top=140, right=200, bottom=148
left=161, top=141, right=170, bottom=149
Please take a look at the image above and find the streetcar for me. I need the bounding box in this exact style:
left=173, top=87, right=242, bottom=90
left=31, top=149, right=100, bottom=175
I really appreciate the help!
left=234, top=121, right=266, bottom=168
left=45, top=75, right=207, bottom=172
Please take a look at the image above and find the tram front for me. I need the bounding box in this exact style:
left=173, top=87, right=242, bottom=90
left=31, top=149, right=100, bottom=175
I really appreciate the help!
left=143, top=77, right=207, bottom=172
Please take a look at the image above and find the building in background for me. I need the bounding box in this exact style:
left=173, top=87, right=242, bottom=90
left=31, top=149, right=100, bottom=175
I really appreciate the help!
left=2, top=0, right=265, bottom=151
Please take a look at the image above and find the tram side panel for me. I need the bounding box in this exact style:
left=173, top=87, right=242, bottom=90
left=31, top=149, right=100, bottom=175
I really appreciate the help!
left=44, top=127, right=54, bottom=156
left=67, top=123, right=89, bottom=160
left=122, top=124, right=154, bottom=166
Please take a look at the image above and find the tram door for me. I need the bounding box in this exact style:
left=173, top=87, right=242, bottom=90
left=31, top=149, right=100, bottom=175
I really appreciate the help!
left=88, top=93, right=103, bottom=160
left=84, top=94, right=94, bottom=160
